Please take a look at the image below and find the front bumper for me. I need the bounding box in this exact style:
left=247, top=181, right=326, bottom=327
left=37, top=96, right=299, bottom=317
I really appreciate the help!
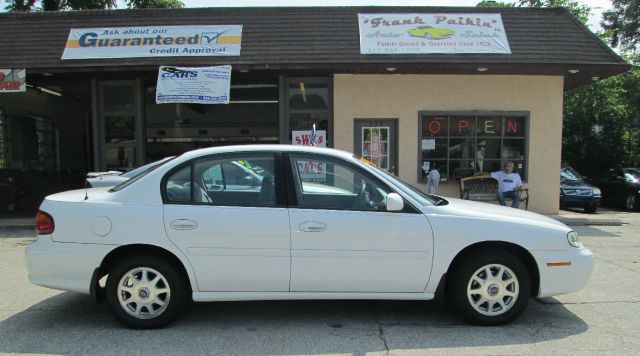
left=560, top=195, right=601, bottom=208
left=25, top=236, right=113, bottom=294
left=532, top=247, right=594, bottom=298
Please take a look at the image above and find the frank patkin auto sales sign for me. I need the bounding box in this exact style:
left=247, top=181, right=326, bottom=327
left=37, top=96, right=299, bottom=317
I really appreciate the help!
left=358, top=13, right=511, bottom=54
left=62, top=25, right=242, bottom=59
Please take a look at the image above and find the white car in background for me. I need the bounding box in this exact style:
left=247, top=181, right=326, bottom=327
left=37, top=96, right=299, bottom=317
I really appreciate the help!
left=27, top=145, right=593, bottom=329
left=86, top=157, right=174, bottom=188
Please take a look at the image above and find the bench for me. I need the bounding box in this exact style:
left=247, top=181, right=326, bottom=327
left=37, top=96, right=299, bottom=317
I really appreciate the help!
left=460, top=175, right=529, bottom=210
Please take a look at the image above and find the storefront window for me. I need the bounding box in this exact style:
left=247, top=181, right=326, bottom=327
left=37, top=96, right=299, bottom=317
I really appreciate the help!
left=419, top=113, right=528, bottom=182
left=287, top=79, right=330, bottom=145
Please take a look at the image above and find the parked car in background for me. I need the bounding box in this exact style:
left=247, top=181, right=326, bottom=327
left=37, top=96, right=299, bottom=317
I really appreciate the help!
left=591, top=168, right=640, bottom=211
left=86, top=157, right=174, bottom=188
left=27, top=145, right=593, bottom=329
left=560, top=166, right=601, bottom=213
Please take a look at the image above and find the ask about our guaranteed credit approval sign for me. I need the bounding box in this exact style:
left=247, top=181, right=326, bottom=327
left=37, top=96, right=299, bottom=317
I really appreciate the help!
left=62, top=25, right=242, bottom=59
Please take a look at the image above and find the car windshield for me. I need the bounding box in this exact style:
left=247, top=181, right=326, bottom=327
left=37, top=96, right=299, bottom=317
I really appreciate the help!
left=560, top=167, right=583, bottom=182
left=354, top=155, right=440, bottom=206
left=121, top=157, right=174, bottom=178
left=110, top=156, right=177, bottom=192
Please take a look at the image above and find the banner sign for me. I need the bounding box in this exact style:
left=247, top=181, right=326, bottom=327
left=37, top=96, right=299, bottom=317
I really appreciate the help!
left=62, top=25, right=242, bottom=59
left=358, top=13, right=511, bottom=54
left=0, top=69, right=26, bottom=93
left=292, top=130, right=327, bottom=147
left=156, top=65, right=231, bottom=104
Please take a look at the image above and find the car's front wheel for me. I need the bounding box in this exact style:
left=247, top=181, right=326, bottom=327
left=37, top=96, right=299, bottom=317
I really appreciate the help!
left=106, top=255, right=188, bottom=329
left=625, top=193, right=637, bottom=211
left=448, top=249, right=531, bottom=325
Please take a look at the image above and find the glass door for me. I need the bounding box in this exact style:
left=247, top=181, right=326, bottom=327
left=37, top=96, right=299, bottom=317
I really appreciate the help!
left=96, top=80, right=143, bottom=171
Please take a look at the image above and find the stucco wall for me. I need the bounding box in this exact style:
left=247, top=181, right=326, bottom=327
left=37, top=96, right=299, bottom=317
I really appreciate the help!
left=333, top=74, right=564, bottom=214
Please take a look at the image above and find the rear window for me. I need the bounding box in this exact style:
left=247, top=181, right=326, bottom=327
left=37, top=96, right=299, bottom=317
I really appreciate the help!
left=109, top=157, right=176, bottom=192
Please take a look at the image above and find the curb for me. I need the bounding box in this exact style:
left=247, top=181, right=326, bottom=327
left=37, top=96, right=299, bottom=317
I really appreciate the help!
left=550, top=217, right=623, bottom=226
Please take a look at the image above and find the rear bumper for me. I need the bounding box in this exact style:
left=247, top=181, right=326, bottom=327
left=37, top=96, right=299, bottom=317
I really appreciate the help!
left=532, top=247, right=594, bottom=298
left=25, top=236, right=112, bottom=294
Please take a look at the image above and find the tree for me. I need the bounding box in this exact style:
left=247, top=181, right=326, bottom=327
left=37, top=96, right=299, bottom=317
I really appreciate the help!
left=602, top=0, right=640, bottom=49
left=4, top=0, right=182, bottom=11
left=476, top=1, right=516, bottom=7
left=563, top=54, right=640, bottom=174
left=518, top=0, right=591, bottom=24
left=477, top=0, right=591, bottom=25
left=126, top=0, right=183, bottom=8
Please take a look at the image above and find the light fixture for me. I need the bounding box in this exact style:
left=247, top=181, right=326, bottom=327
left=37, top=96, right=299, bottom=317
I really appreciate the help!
left=568, top=69, right=580, bottom=74
left=477, top=67, right=488, bottom=72
left=239, top=69, right=249, bottom=73
left=591, top=76, right=600, bottom=81
left=385, top=67, right=397, bottom=72
left=41, top=73, right=54, bottom=77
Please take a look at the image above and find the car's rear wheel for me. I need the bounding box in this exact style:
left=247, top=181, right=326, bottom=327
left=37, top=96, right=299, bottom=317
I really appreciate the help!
left=625, top=194, right=637, bottom=211
left=448, top=249, right=531, bottom=325
left=106, top=255, right=188, bottom=329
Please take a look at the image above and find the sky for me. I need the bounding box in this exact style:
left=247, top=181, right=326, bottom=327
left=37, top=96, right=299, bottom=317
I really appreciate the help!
left=0, top=0, right=613, bottom=31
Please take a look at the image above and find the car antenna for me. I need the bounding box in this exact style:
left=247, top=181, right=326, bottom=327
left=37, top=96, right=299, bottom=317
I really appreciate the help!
left=84, top=181, right=89, bottom=200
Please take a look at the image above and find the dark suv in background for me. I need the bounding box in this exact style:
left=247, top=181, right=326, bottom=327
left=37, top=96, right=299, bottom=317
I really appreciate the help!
left=560, top=166, right=602, bottom=213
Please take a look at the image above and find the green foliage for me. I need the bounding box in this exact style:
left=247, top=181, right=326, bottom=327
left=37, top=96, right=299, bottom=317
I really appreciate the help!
left=518, top=0, right=591, bottom=24
left=563, top=56, right=640, bottom=174
left=126, top=0, right=183, bottom=8
left=476, top=1, right=516, bottom=7
left=3, top=0, right=182, bottom=11
left=602, top=0, right=640, bottom=49
left=477, top=0, right=591, bottom=25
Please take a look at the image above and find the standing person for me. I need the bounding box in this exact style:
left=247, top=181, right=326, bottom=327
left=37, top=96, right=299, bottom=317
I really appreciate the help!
left=491, top=161, right=523, bottom=208
left=427, top=165, right=440, bottom=195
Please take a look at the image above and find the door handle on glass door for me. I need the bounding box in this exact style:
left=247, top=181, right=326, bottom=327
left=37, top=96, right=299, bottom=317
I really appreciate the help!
left=299, top=221, right=327, bottom=232
left=170, top=219, right=198, bottom=230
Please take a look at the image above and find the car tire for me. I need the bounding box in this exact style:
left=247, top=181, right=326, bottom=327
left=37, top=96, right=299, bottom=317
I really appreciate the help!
left=447, top=249, right=531, bottom=325
left=625, top=194, right=637, bottom=211
left=106, top=255, right=188, bottom=329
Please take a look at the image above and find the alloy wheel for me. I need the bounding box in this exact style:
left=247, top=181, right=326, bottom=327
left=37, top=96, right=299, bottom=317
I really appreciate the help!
left=117, top=267, right=171, bottom=320
left=626, top=194, right=636, bottom=210
left=467, top=264, right=520, bottom=316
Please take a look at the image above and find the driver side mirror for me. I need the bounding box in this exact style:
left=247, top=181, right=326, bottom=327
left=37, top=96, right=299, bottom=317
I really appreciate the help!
left=386, top=192, right=404, bottom=212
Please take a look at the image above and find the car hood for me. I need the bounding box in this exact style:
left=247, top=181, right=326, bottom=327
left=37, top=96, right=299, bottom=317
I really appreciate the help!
left=560, top=180, right=596, bottom=189
left=422, top=197, right=568, bottom=231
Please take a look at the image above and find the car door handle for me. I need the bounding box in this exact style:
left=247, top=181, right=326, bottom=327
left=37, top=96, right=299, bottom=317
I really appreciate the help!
left=299, top=221, right=327, bottom=232
left=170, top=219, right=198, bottom=230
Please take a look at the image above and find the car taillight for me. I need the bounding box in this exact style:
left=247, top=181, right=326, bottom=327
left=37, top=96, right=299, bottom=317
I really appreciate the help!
left=36, top=210, right=55, bottom=235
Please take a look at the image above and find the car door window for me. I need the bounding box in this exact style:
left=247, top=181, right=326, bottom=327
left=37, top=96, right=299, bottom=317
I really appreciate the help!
left=289, top=154, right=390, bottom=211
left=164, top=154, right=277, bottom=207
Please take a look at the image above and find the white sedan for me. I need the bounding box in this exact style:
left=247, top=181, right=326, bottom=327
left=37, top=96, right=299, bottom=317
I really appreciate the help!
left=26, top=145, right=593, bottom=329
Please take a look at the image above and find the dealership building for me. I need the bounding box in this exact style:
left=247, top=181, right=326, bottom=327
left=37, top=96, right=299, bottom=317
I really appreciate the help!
left=0, top=6, right=629, bottom=213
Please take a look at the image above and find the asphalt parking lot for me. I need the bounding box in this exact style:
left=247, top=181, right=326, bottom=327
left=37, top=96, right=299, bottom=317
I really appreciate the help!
left=0, top=215, right=639, bottom=356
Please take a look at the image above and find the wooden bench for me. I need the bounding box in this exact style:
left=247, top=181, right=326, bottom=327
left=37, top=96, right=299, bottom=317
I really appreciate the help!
left=460, top=175, right=529, bottom=210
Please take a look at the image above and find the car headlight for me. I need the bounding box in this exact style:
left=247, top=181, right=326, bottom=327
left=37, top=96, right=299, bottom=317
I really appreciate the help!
left=567, top=231, right=581, bottom=248
left=592, top=188, right=601, bottom=196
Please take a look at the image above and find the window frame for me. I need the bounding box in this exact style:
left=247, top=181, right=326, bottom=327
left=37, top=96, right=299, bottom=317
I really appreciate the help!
left=284, top=152, right=419, bottom=214
left=417, top=111, right=530, bottom=183
left=160, top=151, right=287, bottom=208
